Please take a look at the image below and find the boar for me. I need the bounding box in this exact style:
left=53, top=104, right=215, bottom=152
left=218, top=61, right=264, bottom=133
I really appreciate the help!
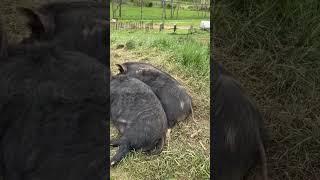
left=110, top=74, right=167, bottom=166
left=0, top=32, right=108, bottom=180
left=17, top=1, right=109, bottom=66
left=212, top=62, right=268, bottom=180
left=116, top=62, right=194, bottom=130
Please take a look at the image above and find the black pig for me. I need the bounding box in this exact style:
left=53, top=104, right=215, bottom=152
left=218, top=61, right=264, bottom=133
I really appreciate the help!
left=212, top=62, right=268, bottom=180
left=116, top=62, right=194, bottom=130
left=0, top=32, right=108, bottom=179
left=110, top=74, right=167, bottom=166
left=17, top=1, right=108, bottom=66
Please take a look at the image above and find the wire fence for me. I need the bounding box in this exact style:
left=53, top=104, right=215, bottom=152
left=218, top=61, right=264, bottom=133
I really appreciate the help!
left=111, top=21, right=154, bottom=31
left=111, top=20, right=200, bottom=34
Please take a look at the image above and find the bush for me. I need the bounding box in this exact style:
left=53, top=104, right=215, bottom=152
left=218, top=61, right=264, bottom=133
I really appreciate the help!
left=187, top=5, right=197, bottom=11
left=125, top=39, right=136, bottom=50
left=146, top=2, right=153, bottom=7
left=166, top=3, right=176, bottom=9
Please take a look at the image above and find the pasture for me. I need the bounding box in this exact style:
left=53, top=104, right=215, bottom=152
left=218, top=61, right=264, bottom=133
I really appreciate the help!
left=110, top=28, right=210, bottom=179
left=110, top=2, right=210, bottom=179
left=110, top=4, right=210, bottom=20
left=110, top=2, right=210, bottom=28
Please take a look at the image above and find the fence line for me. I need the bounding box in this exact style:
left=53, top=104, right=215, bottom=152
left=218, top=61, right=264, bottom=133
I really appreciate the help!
left=111, top=20, right=198, bottom=34
left=111, top=21, right=154, bottom=31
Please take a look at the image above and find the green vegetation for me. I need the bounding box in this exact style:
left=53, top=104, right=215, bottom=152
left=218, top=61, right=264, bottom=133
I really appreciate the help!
left=112, top=30, right=209, bottom=79
left=110, top=30, right=210, bottom=180
left=213, top=0, right=320, bottom=179
left=110, top=4, right=210, bottom=20
left=115, top=19, right=205, bottom=27
left=110, top=2, right=210, bottom=179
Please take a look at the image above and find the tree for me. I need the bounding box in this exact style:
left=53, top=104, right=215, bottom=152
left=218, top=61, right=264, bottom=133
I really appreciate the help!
left=140, top=0, right=143, bottom=19
left=162, top=0, right=166, bottom=19
left=111, top=0, right=123, bottom=18
left=119, top=0, right=122, bottom=18
left=111, top=0, right=119, bottom=18
left=170, top=0, right=173, bottom=18
left=192, top=0, right=200, bottom=17
left=175, top=1, right=181, bottom=19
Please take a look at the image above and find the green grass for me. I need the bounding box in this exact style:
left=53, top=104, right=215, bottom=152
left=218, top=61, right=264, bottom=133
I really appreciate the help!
left=110, top=4, right=210, bottom=20
left=213, top=0, right=320, bottom=179
left=113, top=19, right=206, bottom=28
left=111, top=30, right=210, bottom=79
left=110, top=30, right=210, bottom=179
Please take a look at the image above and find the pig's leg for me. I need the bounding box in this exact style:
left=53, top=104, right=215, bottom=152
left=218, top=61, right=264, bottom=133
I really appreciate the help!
left=166, top=128, right=171, bottom=148
left=258, top=136, right=268, bottom=180
left=145, top=135, right=166, bottom=155
left=110, top=138, right=123, bottom=147
left=110, top=144, right=130, bottom=167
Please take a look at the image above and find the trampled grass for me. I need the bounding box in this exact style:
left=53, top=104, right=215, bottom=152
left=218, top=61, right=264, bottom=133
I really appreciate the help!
left=110, top=30, right=210, bottom=179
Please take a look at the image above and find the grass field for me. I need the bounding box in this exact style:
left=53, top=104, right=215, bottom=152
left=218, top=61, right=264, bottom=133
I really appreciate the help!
left=110, top=2, right=210, bottom=33
left=213, top=0, right=320, bottom=179
left=110, top=29, right=210, bottom=179
left=113, top=19, right=206, bottom=28
left=110, top=4, right=210, bottom=21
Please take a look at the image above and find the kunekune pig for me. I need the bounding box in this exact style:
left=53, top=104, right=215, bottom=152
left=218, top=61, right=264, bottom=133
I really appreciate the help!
left=17, top=1, right=109, bottom=66
left=116, top=62, right=194, bottom=131
left=0, top=28, right=107, bottom=179
left=110, top=74, right=167, bottom=166
left=212, top=62, right=268, bottom=180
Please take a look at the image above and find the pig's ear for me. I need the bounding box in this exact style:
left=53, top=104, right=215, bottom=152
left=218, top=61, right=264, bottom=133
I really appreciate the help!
left=17, top=7, right=55, bottom=38
left=116, top=64, right=127, bottom=74
left=0, top=18, right=8, bottom=58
